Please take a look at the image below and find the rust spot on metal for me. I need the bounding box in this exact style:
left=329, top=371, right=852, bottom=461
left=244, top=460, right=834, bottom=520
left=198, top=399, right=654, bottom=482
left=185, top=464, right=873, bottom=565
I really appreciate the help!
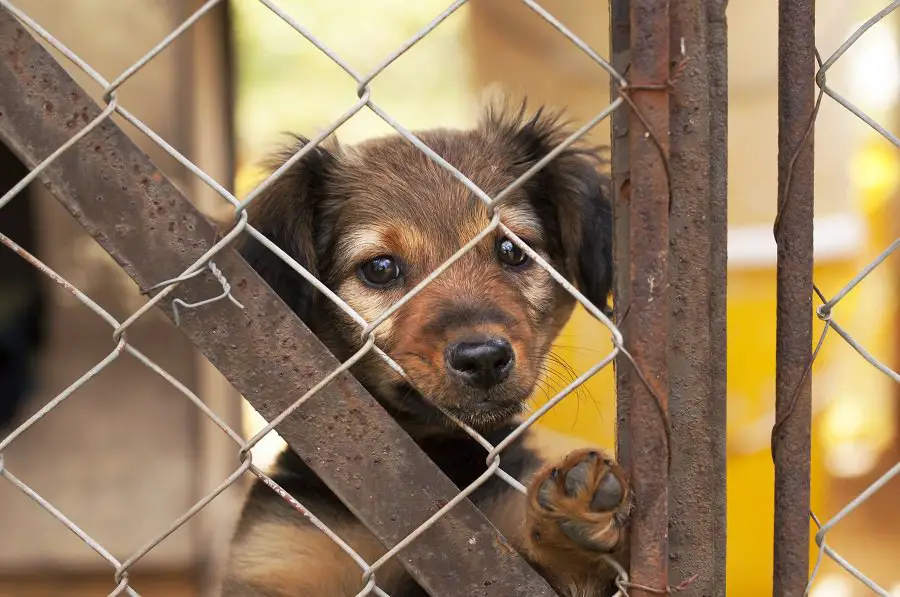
left=611, top=0, right=669, bottom=595
left=613, top=0, right=672, bottom=595
left=665, top=0, right=728, bottom=594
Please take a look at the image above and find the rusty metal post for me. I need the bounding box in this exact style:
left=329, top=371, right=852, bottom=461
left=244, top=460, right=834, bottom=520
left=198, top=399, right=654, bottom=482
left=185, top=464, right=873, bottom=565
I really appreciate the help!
left=666, top=0, right=728, bottom=594
left=610, top=0, right=632, bottom=468
left=774, top=1, right=815, bottom=596
left=707, top=0, right=729, bottom=592
left=615, top=1, right=671, bottom=594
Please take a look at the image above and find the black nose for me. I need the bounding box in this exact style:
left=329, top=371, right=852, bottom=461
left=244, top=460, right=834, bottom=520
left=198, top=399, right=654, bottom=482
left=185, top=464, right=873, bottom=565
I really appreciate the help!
left=445, top=337, right=514, bottom=389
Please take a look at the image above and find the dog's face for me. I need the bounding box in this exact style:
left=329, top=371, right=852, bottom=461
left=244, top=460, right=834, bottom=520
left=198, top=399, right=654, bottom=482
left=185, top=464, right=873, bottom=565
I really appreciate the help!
left=239, top=105, right=613, bottom=433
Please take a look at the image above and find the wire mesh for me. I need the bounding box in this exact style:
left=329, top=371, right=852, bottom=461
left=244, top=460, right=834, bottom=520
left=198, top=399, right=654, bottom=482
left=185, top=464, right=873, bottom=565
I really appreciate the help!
left=0, top=1, right=650, bottom=595
left=4, top=0, right=895, bottom=595
left=794, top=2, right=900, bottom=595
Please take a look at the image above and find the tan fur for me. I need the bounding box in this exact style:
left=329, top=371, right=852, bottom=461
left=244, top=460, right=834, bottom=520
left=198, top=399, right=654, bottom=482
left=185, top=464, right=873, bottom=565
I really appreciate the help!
left=336, top=278, right=396, bottom=340
left=522, top=448, right=631, bottom=592
left=227, top=102, right=624, bottom=597
left=227, top=521, right=405, bottom=596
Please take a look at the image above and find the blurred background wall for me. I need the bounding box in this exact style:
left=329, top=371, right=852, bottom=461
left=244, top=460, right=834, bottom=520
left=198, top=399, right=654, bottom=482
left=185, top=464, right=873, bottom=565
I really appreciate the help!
left=0, top=2, right=241, bottom=595
left=0, top=1, right=897, bottom=596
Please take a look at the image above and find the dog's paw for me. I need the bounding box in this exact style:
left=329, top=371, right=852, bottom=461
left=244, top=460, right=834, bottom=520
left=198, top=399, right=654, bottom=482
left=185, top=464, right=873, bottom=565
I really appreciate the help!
left=526, top=448, right=631, bottom=555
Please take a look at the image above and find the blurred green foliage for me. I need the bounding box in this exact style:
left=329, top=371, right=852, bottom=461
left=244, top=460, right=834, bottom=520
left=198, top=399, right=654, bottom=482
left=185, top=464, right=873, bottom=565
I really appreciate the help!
left=230, top=0, right=478, bottom=194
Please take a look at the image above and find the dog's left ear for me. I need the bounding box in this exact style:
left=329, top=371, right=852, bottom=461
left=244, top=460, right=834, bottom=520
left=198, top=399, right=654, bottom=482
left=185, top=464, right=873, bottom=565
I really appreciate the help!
left=484, top=104, right=614, bottom=316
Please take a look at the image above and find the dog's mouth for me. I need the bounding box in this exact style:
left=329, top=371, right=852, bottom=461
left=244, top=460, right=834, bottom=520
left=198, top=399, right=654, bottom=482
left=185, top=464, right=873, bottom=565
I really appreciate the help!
left=385, top=382, right=526, bottom=433
left=442, top=401, right=524, bottom=431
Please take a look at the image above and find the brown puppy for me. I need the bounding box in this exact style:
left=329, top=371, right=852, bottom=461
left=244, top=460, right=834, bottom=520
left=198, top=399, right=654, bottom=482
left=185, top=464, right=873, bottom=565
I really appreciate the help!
left=222, top=102, right=631, bottom=597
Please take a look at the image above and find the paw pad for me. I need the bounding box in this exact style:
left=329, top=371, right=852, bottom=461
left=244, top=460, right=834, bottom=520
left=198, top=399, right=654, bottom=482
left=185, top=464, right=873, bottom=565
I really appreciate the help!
left=590, top=471, right=623, bottom=512
left=528, top=449, right=630, bottom=556
left=535, top=451, right=626, bottom=514
left=563, top=454, right=597, bottom=497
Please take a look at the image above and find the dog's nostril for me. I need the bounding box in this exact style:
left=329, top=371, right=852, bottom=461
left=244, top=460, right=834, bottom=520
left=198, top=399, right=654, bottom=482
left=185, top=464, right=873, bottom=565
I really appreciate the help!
left=446, top=338, right=514, bottom=389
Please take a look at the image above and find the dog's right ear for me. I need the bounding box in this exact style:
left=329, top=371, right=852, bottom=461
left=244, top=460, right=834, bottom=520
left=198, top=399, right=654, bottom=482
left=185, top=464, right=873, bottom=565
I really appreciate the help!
left=237, top=136, right=338, bottom=325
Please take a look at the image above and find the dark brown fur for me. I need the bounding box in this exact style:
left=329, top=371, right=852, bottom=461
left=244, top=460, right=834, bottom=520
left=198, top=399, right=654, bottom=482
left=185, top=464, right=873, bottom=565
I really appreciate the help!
left=223, top=102, right=629, bottom=597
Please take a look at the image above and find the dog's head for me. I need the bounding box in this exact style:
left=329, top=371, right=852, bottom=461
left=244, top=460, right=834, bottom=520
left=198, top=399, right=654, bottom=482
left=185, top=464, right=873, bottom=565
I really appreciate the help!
left=239, top=103, right=613, bottom=433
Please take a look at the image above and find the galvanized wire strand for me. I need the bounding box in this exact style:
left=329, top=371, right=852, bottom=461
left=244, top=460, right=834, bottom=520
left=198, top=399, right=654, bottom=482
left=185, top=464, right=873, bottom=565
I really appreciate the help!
left=103, top=0, right=224, bottom=101
left=488, top=98, right=625, bottom=208
left=820, top=237, right=900, bottom=313
left=240, top=335, right=378, bottom=452
left=821, top=85, right=900, bottom=148
left=801, top=3, right=900, bottom=593
left=0, top=339, right=127, bottom=452
left=114, top=104, right=242, bottom=209
left=0, top=235, right=257, bottom=592
left=816, top=2, right=900, bottom=148
left=256, top=0, right=362, bottom=81
left=171, top=261, right=245, bottom=326
left=113, top=459, right=253, bottom=585
left=808, top=463, right=900, bottom=596
left=818, top=0, right=900, bottom=73
left=497, top=223, right=621, bottom=340
left=111, top=210, right=249, bottom=342
left=235, top=92, right=371, bottom=214
left=0, top=100, right=118, bottom=211
left=355, top=0, right=470, bottom=92
left=0, top=464, right=140, bottom=597
left=521, top=0, right=627, bottom=87
left=489, top=350, right=619, bottom=462
left=0, top=213, right=388, bottom=596
left=0, top=233, right=247, bottom=447
left=0, top=1, right=636, bottom=593
left=829, top=320, right=900, bottom=383
left=363, top=100, right=496, bottom=206
left=361, top=458, right=502, bottom=583
left=248, top=465, right=392, bottom=597
left=0, top=0, right=110, bottom=88
left=109, top=577, right=135, bottom=597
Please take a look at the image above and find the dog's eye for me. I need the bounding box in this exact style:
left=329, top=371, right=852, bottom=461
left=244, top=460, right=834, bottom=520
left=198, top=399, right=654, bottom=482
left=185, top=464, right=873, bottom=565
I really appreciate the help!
left=496, top=237, right=529, bottom=267
left=359, top=256, right=401, bottom=286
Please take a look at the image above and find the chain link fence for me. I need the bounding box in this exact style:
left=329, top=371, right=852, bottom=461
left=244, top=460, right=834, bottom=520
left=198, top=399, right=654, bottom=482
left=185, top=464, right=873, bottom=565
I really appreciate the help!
left=798, top=3, right=900, bottom=595
left=1, top=1, right=896, bottom=596
left=0, top=1, right=677, bottom=596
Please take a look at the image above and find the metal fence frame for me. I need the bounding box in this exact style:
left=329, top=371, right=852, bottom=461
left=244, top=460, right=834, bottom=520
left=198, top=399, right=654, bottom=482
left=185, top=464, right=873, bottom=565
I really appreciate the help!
left=610, top=2, right=729, bottom=595
left=1, top=0, right=896, bottom=595
left=0, top=1, right=728, bottom=594
left=774, top=1, right=900, bottom=596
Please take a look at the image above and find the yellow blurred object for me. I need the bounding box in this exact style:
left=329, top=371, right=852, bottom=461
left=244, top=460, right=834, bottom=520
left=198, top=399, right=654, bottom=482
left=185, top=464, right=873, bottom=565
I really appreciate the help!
left=532, top=264, right=864, bottom=596
left=530, top=306, right=618, bottom=448
left=532, top=263, right=839, bottom=596
left=533, top=137, right=899, bottom=596
left=817, top=137, right=899, bottom=478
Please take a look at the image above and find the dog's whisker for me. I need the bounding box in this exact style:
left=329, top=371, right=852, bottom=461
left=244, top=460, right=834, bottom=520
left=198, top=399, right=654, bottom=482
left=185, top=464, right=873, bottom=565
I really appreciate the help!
left=550, top=343, right=612, bottom=355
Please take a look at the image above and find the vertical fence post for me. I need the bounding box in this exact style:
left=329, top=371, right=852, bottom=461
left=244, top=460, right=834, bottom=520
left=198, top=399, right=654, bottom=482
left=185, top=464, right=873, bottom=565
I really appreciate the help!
left=667, top=0, right=728, bottom=594
left=613, top=1, right=671, bottom=594
left=774, top=1, right=815, bottom=596
left=707, top=0, right=729, bottom=592
left=610, top=0, right=632, bottom=469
